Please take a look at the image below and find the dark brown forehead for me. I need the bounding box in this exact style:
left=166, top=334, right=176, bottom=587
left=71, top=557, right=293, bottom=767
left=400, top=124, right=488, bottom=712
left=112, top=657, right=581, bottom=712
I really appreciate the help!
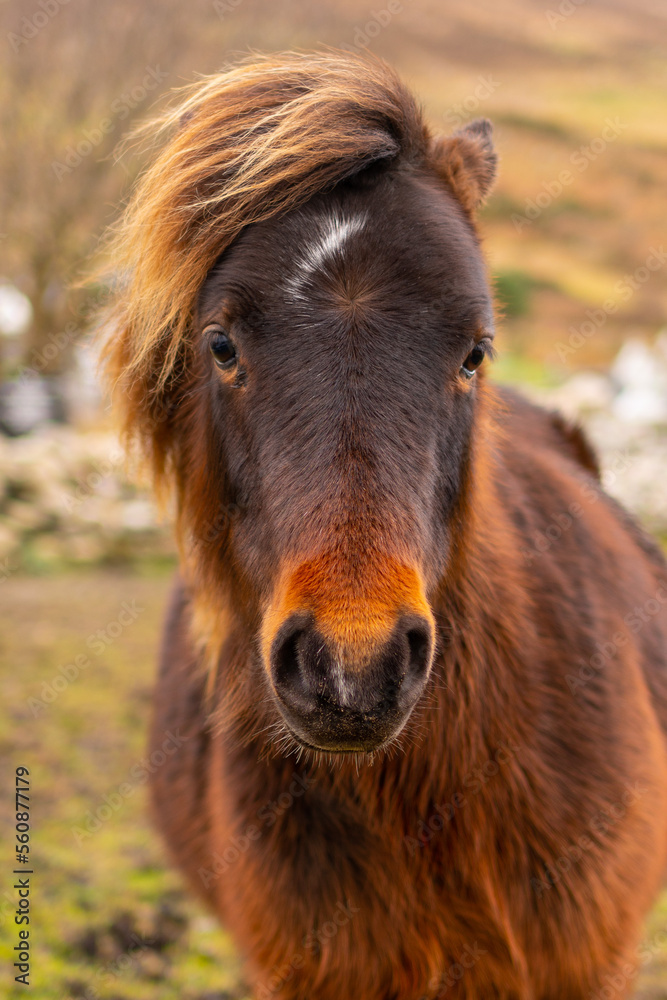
left=199, top=166, right=494, bottom=336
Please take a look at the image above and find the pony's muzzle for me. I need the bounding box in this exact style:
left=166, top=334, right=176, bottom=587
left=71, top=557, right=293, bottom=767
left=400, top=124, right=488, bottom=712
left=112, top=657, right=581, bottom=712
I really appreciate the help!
left=269, top=611, right=434, bottom=752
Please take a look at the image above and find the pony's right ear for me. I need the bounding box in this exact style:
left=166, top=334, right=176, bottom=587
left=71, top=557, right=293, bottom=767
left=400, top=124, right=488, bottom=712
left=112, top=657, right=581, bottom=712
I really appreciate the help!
left=428, top=118, right=497, bottom=215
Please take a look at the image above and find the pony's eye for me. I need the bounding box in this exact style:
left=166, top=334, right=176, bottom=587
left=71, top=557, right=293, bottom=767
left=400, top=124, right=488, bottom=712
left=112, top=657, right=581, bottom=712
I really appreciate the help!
left=206, top=326, right=237, bottom=369
left=460, top=341, right=488, bottom=380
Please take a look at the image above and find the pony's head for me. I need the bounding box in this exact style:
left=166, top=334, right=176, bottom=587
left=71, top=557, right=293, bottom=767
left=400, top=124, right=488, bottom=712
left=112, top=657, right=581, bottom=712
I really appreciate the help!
left=101, top=52, right=497, bottom=755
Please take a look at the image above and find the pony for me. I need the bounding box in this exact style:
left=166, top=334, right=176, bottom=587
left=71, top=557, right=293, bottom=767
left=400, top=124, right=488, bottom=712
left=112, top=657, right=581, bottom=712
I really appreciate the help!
left=100, top=51, right=667, bottom=999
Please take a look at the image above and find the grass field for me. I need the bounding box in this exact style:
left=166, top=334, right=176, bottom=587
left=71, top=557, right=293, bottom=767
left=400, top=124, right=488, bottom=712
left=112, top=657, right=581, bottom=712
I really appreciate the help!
left=0, top=566, right=246, bottom=1000
left=0, top=564, right=667, bottom=998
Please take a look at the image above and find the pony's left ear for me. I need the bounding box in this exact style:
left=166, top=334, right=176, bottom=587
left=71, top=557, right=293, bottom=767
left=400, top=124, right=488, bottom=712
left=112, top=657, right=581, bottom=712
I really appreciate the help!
left=429, top=118, right=497, bottom=214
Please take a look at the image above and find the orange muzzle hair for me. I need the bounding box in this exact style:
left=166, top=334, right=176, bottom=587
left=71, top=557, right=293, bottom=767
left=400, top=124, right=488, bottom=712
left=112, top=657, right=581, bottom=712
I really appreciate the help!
left=262, top=550, right=435, bottom=671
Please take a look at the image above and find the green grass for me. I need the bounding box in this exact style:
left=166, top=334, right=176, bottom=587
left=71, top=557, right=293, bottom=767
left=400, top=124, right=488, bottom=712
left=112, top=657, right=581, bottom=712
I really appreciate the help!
left=0, top=567, right=246, bottom=1000
left=491, top=350, right=563, bottom=390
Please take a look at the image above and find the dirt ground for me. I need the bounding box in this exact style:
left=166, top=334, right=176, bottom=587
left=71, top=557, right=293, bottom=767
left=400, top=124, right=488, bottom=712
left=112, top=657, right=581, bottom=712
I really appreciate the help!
left=1, top=566, right=666, bottom=998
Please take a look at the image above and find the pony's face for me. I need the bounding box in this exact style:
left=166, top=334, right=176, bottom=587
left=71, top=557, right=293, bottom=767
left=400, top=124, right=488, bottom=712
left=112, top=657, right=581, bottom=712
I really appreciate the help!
left=194, top=166, right=494, bottom=753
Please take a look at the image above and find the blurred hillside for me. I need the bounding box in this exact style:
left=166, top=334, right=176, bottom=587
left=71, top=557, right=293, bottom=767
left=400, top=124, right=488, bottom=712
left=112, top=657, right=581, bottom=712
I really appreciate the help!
left=1, top=0, right=666, bottom=395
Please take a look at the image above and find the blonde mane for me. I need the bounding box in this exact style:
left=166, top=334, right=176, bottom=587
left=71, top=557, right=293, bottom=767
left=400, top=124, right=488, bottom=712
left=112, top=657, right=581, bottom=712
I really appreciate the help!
left=98, top=50, right=429, bottom=481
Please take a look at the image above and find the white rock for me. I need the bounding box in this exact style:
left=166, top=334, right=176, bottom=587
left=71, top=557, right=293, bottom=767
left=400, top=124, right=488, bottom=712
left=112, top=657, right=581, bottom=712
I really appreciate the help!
left=612, top=388, right=667, bottom=426
left=610, top=337, right=667, bottom=394
left=0, top=284, right=33, bottom=337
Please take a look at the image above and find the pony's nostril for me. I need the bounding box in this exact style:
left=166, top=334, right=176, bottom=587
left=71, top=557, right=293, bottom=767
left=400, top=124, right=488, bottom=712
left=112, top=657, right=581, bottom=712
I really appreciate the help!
left=272, top=626, right=302, bottom=690
left=270, top=615, right=317, bottom=713
left=407, top=626, right=432, bottom=677
left=398, top=616, right=434, bottom=704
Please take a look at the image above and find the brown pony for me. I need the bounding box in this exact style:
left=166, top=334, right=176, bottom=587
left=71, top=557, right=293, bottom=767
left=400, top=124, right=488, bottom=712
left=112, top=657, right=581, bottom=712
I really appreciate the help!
left=100, top=51, right=667, bottom=999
